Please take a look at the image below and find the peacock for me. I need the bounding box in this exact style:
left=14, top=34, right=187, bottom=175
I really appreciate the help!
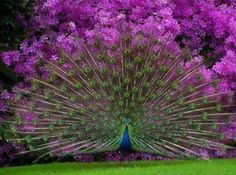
left=5, top=33, right=236, bottom=161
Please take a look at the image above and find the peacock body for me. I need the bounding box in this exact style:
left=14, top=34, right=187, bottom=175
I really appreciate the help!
left=6, top=33, right=236, bottom=161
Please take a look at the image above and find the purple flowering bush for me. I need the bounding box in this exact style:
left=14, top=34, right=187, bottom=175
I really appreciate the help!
left=174, top=0, right=236, bottom=89
left=0, top=0, right=236, bottom=165
left=2, top=0, right=236, bottom=87
left=1, top=0, right=180, bottom=76
left=0, top=141, right=24, bottom=167
left=0, top=81, right=25, bottom=166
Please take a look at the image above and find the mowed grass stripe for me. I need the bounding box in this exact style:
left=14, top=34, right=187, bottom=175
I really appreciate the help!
left=0, top=159, right=236, bottom=175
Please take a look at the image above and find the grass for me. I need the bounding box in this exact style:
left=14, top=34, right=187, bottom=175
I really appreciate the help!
left=0, top=159, right=236, bottom=175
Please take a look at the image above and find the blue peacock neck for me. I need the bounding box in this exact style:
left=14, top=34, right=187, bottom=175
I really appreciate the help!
left=119, top=117, right=132, bottom=152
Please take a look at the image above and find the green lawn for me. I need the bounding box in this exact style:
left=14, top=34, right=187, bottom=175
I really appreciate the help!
left=0, top=159, right=236, bottom=175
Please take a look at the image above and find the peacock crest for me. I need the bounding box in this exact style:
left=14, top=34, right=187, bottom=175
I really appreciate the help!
left=5, top=33, right=236, bottom=161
